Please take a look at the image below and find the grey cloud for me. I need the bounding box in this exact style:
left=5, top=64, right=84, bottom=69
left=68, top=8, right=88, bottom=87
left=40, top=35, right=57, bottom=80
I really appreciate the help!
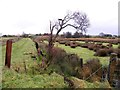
left=14, top=21, right=35, bottom=29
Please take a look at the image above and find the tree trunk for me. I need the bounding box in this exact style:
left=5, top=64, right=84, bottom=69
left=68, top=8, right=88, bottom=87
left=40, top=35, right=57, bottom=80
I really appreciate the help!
left=47, top=34, right=54, bottom=65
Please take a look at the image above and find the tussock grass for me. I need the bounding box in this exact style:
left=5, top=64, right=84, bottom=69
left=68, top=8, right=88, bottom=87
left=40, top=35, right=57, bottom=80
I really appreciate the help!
left=70, top=77, right=111, bottom=88
left=56, top=43, right=109, bottom=66
left=2, top=67, right=68, bottom=88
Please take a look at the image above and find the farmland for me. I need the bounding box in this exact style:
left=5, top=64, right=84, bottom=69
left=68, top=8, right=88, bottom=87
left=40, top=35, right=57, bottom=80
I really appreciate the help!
left=2, top=38, right=69, bottom=88
left=56, top=43, right=109, bottom=66
left=1, top=36, right=120, bottom=88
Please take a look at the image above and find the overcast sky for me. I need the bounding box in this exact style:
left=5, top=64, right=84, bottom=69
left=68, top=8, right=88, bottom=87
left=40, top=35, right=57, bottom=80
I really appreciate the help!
left=0, top=0, right=119, bottom=35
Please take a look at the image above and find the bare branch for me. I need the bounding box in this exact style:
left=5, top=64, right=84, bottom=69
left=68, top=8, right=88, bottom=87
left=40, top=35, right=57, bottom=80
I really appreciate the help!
left=63, top=13, right=73, bottom=25
left=47, top=11, right=90, bottom=65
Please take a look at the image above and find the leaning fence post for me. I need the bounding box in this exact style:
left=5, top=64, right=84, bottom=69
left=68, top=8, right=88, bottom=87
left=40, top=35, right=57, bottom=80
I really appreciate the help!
left=107, top=53, right=117, bottom=85
left=5, top=40, right=12, bottom=68
left=78, top=58, right=83, bottom=68
left=80, top=58, right=83, bottom=68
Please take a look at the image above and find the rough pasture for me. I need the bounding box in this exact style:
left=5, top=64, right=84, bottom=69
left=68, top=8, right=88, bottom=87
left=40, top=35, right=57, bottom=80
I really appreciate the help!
left=60, top=38, right=119, bottom=44
left=55, top=42, right=109, bottom=66
left=2, top=38, right=68, bottom=88
left=38, top=36, right=119, bottom=66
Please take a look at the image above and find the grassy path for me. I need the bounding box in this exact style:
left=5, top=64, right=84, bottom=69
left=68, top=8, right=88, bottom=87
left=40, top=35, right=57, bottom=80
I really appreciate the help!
left=2, top=38, right=37, bottom=65
left=2, top=38, right=67, bottom=88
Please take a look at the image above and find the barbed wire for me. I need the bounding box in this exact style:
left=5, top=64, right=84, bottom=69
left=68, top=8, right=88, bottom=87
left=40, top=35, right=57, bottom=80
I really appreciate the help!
left=85, top=66, right=103, bottom=81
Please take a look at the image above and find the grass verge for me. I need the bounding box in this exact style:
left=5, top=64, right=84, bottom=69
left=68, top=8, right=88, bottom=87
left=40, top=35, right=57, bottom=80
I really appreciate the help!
left=2, top=38, right=68, bottom=88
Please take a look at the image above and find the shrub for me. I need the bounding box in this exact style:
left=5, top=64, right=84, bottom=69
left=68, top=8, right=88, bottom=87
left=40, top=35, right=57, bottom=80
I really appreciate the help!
left=70, top=44, right=77, bottom=48
left=81, top=44, right=88, bottom=48
left=65, top=41, right=70, bottom=46
left=94, top=49, right=108, bottom=57
left=100, top=45, right=107, bottom=49
left=59, top=41, right=66, bottom=44
left=86, top=59, right=102, bottom=73
left=52, top=47, right=66, bottom=64
left=67, top=54, right=80, bottom=67
left=84, top=59, right=102, bottom=82
left=93, top=47, right=99, bottom=52
left=113, top=48, right=120, bottom=58
left=106, top=48, right=114, bottom=55
left=106, top=43, right=113, bottom=48
left=50, top=47, right=83, bottom=76
left=88, top=44, right=95, bottom=50
left=76, top=43, right=81, bottom=46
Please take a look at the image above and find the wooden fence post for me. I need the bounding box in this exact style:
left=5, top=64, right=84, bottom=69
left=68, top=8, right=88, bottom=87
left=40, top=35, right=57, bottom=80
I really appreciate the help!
left=80, top=58, right=83, bottom=68
left=78, top=58, right=83, bottom=68
left=108, top=53, right=117, bottom=85
left=5, top=40, right=12, bottom=68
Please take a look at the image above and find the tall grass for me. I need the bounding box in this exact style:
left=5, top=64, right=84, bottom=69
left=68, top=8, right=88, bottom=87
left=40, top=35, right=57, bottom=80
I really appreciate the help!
left=2, top=38, right=68, bottom=88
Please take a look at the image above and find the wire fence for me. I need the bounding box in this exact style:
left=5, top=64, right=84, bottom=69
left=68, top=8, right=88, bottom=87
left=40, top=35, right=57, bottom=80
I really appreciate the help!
left=84, top=66, right=103, bottom=81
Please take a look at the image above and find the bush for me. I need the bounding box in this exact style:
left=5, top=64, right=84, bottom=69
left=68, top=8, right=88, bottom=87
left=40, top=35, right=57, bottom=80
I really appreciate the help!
left=81, top=44, right=88, bottom=48
left=84, top=59, right=102, bottom=82
left=88, top=44, right=95, bottom=50
left=65, top=41, right=70, bottom=46
left=50, top=47, right=82, bottom=76
left=52, top=47, right=66, bottom=64
left=86, top=59, right=102, bottom=73
left=70, top=44, right=77, bottom=48
left=59, top=41, right=66, bottom=44
left=94, top=49, right=108, bottom=57
left=93, top=47, right=99, bottom=52
left=106, top=48, right=114, bottom=55
left=113, top=48, right=120, bottom=58
left=69, top=42, right=78, bottom=48
left=100, top=45, right=107, bottom=49
left=67, top=54, right=80, bottom=67
left=106, top=43, right=113, bottom=48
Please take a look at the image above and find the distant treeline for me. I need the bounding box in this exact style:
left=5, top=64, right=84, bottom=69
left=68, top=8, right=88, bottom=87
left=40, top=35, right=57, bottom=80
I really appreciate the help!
left=62, top=32, right=119, bottom=38
left=2, top=32, right=119, bottom=38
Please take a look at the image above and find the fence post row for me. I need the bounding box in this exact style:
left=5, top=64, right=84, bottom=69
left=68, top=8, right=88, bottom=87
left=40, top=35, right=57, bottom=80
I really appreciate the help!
left=5, top=40, right=12, bottom=68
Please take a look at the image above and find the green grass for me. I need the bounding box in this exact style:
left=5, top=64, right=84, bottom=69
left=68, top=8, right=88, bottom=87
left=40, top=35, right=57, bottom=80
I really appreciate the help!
left=70, top=77, right=111, bottom=88
left=56, top=43, right=109, bottom=66
left=2, top=38, right=68, bottom=88
left=2, top=38, right=37, bottom=65
left=2, top=67, right=68, bottom=88
left=0, top=37, right=17, bottom=40
left=44, top=41, right=110, bottom=66
left=102, top=43, right=118, bottom=48
left=75, top=41, right=118, bottom=49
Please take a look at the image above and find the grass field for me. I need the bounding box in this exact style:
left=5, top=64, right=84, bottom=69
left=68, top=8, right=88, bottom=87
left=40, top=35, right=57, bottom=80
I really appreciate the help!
left=2, top=38, right=37, bottom=65
left=2, top=38, right=112, bottom=88
left=55, top=43, right=110, bottom=66
left=102, top=43, right=118, bottom=48
left=76, top=41, right=118, bottom=48
left=2, top=38, right=68, bottom=88
left=44, top=40, right=117, bottom=66
left=2, top=68, right=67, bottom=88
left=0, top=37, right=17, bottom=40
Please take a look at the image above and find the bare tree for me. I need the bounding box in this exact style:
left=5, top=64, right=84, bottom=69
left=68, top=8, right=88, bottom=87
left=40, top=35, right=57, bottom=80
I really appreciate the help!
left=73, top=12, right=90, bottom=33
left=47, top=11, right=90, bottom=64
